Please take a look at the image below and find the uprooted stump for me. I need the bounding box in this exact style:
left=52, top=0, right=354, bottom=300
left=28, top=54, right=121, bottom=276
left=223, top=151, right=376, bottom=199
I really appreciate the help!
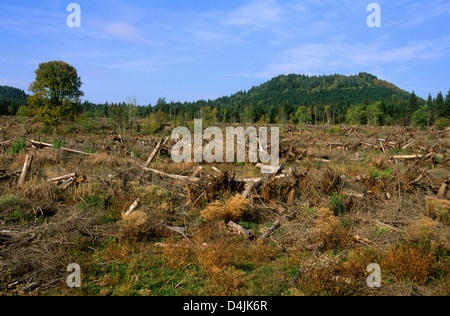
left=187, top=170, right=245, bottom=206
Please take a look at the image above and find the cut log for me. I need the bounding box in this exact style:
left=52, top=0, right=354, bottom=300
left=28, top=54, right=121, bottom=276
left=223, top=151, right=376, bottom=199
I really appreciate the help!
left=402, top=142, right=414, bottom=150
left=259, top=221, right=280, bottom=241
left=29, top=140, right=93, bottom=156
left=437, top=178, right=449, bottom=199
left=255, top=163, right=283, bottom=175
left=0, top=139, right=12, bottom=146
left=46, top=173, right=77, bottom=183
left=391, top=154, right=423, bottom=160
left=17, top=154, right=33, bottom=188
left=142, top=167, right=201, bottom=183
left=0, top=170, right=21, bottom=181
left=192, top=166, right=203, bottom=178
left=124, top=198, right=141, bottom=216
left=227, top=221, right=251, bottom=238
left=59, top=178, right=76, bottom=190
left=242, top=179, right=262, bottom=199
left=145, top=136, right=170, bottom=167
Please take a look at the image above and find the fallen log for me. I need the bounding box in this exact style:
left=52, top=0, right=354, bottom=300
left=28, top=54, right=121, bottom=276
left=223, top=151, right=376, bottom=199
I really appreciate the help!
left=0, top=170, right=21, bottom=181
left=17, top=154, right=33, bottom=188
left=437, top=178, right=449, bottom=199
left=145, top=136, right=170, bottom=167
left=259, top=221, right=280, bottom=241
left=124, top=198, right=141, bottom=216
left=192, top=166, right=203, bottom=178
left=29, top=140, right=93, bottom=156
left=46, top=173, right=77, bottom=183
left=0, top=139, right=12, bottom=146
left=391, top=154, right=423, bottom=160
left=142, top=167, right=201, bottom=183
left=242, top=179, right=262, bottom=199
left=59, top=177, right=77, bottom=190
left=227, top=221, right=251, bottom=238
left=255, top=163, right=283, bottom=175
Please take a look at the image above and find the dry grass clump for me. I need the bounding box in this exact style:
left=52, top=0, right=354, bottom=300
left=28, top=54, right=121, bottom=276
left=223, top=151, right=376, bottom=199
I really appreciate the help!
left=426, top=198, right=450, bottom=225
left=205, top=265, right=247, bottom=296
left=295, top=253, right=357, bottom=296
left=85, top=152, right=125, bottom=167
left=161, top=240, right=194, bottom=269
left=404, top=216, right=439, bottom=243
left=200, top=194, right=249, bottom=223
left=311, top=208, right=349, bottom=249
left=382, top=242, right=435, bottom=284
left=18, top=178, right=58, bottom=201
left=121, top=211, right=150, bottom=239
left=340, top=247, right=382, bottom=279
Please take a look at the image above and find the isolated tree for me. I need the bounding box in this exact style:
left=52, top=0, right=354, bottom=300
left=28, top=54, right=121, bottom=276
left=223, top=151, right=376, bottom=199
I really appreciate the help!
left=295, top=105, right=309, bottom=125
left=366, top=102, right=383, bottom=126
left=435, top=92, right=445, bottom=119
left=406, top=91, right=419, bottom=125
left=346, top=105, right=366, bottom=125
left=412, top=105, right=429, bottom=127
left=444, top=89, right=450, bottom=118
left=28, top=61, right=83, bottom=126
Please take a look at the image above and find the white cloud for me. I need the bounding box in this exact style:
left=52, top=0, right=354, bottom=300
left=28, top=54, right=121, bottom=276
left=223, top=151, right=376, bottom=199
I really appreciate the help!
left=95, top=22, right=161, bottom=46
left=224, top=0, right=283, bottom=29
left=240, top=36, right=450, bottom=79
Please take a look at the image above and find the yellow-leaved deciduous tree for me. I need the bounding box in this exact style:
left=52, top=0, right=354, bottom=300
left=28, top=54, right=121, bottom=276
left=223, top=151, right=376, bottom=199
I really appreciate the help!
left=28, top=61, right=83, bottom=126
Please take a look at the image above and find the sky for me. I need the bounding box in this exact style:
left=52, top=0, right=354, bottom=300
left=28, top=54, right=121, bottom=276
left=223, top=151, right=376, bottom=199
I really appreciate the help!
left=0, top=0, right=449, bottom=105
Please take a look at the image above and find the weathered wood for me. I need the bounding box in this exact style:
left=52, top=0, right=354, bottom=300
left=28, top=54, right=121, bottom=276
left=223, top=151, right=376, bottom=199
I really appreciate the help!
left=145, top=136, right=170, bottom=167
left=124, top=198, right=141, bottom=216
left=0, top=170, right=21, bottom=181
left=227, top=221, right=251, bottom=238
left=0, top=139, right=13, bottom=146
left=259, top=221, right=280, bottom=241
left=142, top=167, right=201, bottom=183
left=46, top=173, right=77, bottom=182
left=391, top=154, right=423, bottom=160
left=407, top=173, right=424, bottom=187
left=192, top=166, right=203, bottom=178
left=437, top=179, right=449, bottom=199
left=29, top=140, right=93, bottom=156
left=242, top=179, right=262, bottom=199
left=17, top=154, right=33, bottom=188
left=59, top=178, right=76, bottom=190
left=255, top=163, right=283, bottom=175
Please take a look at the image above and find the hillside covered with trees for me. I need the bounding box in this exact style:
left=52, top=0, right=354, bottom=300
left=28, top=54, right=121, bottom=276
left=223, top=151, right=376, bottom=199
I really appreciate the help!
left=4, top=72, right=450, bottom=130
left=0, top=86, right=28, bottom=116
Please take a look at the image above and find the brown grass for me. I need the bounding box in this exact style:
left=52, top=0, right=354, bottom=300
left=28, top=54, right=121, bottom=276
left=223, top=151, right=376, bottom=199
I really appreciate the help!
left=382, top=242, right=435, bottom=284
left=311, top=207, right=349, bottom=249
left=426, top=198, right=450, bottom=225
left=200, top=194, right=249, bottom=223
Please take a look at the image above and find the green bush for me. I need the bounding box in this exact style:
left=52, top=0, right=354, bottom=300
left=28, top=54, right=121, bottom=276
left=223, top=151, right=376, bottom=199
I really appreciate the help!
left=435, top=118, right=450, bottom=131
left=10, top=138, right=26, bottom=155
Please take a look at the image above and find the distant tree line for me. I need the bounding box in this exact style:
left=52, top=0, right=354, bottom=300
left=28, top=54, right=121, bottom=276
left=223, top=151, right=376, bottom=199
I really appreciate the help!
left=3, top=72, right=450, bottom=131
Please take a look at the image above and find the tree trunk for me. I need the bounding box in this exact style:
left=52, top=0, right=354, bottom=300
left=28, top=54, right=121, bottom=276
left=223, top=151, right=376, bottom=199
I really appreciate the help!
left=18, top=154, right=33, bottom=188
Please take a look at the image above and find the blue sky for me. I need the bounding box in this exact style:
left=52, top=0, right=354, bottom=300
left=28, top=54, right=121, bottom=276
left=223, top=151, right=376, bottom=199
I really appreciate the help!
left=0, top=0, right=449, bottom=105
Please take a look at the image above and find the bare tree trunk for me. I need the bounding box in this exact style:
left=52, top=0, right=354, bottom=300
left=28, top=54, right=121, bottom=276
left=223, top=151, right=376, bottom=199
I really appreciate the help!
left=18, top=154, right=33, bottom=188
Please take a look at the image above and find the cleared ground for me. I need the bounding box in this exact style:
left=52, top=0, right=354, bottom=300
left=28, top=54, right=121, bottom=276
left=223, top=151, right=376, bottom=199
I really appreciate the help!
left=0, top=116, right=449, bottom=296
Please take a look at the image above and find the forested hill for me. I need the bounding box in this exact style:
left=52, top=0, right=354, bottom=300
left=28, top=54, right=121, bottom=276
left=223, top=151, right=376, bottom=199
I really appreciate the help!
left=153, top=72, right=418, bottom=125
left=241, top=72, right=410, bottom=106
left=0, top=86, right=27, bottom=102
left=0, top=86, right=28, bottom=115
